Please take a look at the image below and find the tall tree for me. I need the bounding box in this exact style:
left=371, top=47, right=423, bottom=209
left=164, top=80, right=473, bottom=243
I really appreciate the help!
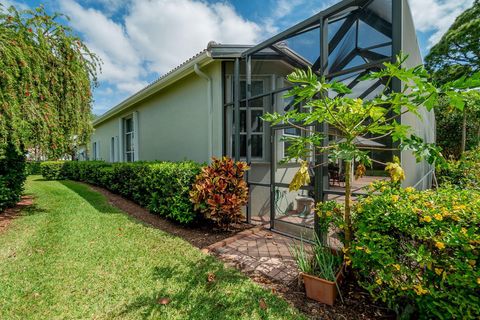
left=425, top=1, right=480, bottom=157
left=263, top=56, right=474, bottom=249
left=0, top=5, right=99, bottom=211
left=0, top=5, right=99, bottom=159
left=425, top=0, right=480, bottom=83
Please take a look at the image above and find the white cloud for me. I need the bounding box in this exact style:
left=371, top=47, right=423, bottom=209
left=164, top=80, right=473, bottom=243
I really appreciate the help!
left=60, top=0, right=142, bottom=83
left=263, top=0, right=306, bottom=35
left=124, top=0, right=260, bottom=74
left=58, top=0, right=262, bottom=113
left=53, top=0, right=477, bottom=114
left=116, top=80, right=149, bottom=94
left=409, top=0, right=474, bottom=45
left=84, top=0, right=131, bottom=16
left=272, top=0, right=305, bottom=19
left=262, top=0, right=336, bottom=36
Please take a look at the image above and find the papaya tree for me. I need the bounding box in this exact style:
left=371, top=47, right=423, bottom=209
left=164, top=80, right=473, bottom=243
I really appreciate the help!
left=263, top=55, right=478, bottom=249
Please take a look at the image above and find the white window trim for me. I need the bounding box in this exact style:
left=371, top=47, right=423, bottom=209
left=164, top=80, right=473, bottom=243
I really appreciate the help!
left=92, top=141, right=100, bottom=160
left=225, top=77, right=269, bottom=162
left=124, top=115, right=135, bottom=162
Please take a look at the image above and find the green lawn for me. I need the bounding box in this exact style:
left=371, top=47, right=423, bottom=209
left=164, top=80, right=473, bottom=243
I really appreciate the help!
left=0, top=176, right=304, bottom=320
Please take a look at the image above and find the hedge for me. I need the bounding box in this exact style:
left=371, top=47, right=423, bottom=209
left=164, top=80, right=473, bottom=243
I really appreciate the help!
left=351, top=182, right=480, bottom=319
left=0, top=144, right=26, bottom=212
left=41, top=160, right=202, bottom=223
left=25, top=161, right=42, bottom=175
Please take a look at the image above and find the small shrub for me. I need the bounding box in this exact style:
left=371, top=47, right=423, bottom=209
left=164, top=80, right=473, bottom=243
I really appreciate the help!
left=0, top=144, right=26, bottom=212
left=147, top=161, right=201, bottom=223
left=351, top=182, right=480, bottom=319
left=40, top=161, right=66, bottom=180
left=25, top=161, right=42, bottom=175
left=190, top=157, right=249, bottom=229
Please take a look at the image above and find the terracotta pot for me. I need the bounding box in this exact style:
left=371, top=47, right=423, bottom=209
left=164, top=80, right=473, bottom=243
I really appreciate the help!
left=301, top=265, right=344, bottom=306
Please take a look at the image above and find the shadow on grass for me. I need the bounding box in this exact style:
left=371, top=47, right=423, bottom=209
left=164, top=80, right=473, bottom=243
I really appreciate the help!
left=58, top=180, right=123, bottom=215
left=113, top=255, right=282, bottom=320
left=20, top=203, right=48, bottom=216
left=56, top=180, right=178, bottom=236
left=29, top=176, right=47, bottom=182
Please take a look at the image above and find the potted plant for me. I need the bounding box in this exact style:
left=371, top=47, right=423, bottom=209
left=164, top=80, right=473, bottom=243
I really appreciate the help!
left=290, top=234, right=344, bottom=305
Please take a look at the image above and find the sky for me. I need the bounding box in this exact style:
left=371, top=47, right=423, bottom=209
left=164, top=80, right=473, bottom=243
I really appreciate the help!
left=1, top=0, right=475, bottom=115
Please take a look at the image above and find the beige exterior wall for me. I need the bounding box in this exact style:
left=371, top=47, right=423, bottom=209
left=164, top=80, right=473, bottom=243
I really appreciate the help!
left=91, top=61, right=223, bottom=163
left=90, top=118, right=118, bottom=162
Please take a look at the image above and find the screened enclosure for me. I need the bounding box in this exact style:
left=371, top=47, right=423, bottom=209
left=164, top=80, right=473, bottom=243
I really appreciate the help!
left=222, top=0, right=434, bottom=240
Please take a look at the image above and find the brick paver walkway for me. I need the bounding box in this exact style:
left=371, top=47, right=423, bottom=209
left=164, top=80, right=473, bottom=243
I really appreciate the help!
left=208, top=228, right=307, bottom=284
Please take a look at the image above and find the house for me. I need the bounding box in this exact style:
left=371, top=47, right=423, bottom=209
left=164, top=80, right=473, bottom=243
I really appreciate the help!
left=90, top=0, right=434, bottom=238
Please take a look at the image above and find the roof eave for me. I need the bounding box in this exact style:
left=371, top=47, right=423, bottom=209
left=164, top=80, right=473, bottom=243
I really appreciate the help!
left=93, top=50, right=212, bottom=127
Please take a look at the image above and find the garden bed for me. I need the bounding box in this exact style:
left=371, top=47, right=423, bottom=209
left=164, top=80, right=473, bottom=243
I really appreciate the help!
left=86, top=183, right=253, bottom=249
left=0, top=195, right=33, bottom=233
left=209, top=229, right=394, bottom=319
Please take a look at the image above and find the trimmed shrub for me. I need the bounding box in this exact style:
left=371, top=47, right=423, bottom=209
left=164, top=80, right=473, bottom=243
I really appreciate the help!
left=25, top=161, right=42, bottom=175
left=190, top=157, right=249, bottom=229
left=0, top=144, right=26, bottom=212
left=350, top=182, right=480, bottom=319
left=40, top=161, right=66, bottom=180
left=41, top=160, right=202, bottom=224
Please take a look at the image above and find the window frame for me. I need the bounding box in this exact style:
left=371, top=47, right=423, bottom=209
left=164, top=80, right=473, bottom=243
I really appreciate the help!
left=92, top=141, right=97, bottom=160
left=226, top=76, right=268, bottom=162
left=124, top=115, right=135, bottom=162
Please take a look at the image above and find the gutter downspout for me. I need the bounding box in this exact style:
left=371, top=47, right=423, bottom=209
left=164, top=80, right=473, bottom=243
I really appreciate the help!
left=194, top=63, right=213, bottom=163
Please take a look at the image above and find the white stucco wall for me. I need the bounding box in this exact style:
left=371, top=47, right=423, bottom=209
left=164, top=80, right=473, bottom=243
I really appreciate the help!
left=91, top=61, right=223, bottom=163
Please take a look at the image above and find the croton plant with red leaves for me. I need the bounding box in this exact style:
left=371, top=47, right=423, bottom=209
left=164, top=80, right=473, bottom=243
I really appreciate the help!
left=190, top=157, right=249, bottom=229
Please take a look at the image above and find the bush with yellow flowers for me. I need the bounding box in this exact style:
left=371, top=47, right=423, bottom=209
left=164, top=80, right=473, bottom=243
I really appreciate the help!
left=437, top=146, right=480, bottom=190
left=350, top=181, right=479, bottom=319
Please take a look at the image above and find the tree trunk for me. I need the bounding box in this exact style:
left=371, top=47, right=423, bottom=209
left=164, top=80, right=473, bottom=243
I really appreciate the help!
left=461, top=108, right=467, bottom=154
left=344, top=160, right=352, bottom=249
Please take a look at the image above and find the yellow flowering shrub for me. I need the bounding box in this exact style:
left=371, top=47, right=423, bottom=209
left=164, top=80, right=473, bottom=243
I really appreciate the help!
left=437, top=146, right=480, bottom=189
left=351, top=182, right=480, bottom=319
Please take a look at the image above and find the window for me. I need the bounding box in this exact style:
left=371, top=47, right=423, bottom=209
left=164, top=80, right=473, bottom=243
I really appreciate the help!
left=124, top=116, right=134, bottom=162
left=282, top=127, right=302, bottom=159
left=110, top=137, right=115, bottom=162
left=92, top=141, right=99, bottom=160
left=92, top=142, right=97, bottom=160
left=231, top=79, right=266, bottom=160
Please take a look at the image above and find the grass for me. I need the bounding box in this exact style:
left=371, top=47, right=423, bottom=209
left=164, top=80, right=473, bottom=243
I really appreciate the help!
left=0, top=176, right=305, bottom=320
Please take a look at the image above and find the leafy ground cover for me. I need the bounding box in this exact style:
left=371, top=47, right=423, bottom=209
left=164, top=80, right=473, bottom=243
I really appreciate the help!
left=0, top=176, right=304, bottom=320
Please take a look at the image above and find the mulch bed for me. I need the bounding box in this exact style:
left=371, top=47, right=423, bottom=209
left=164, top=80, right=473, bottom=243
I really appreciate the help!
left=86, top=183, right=253, bottom=249
left=0, top=195, right=34, bottom=234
